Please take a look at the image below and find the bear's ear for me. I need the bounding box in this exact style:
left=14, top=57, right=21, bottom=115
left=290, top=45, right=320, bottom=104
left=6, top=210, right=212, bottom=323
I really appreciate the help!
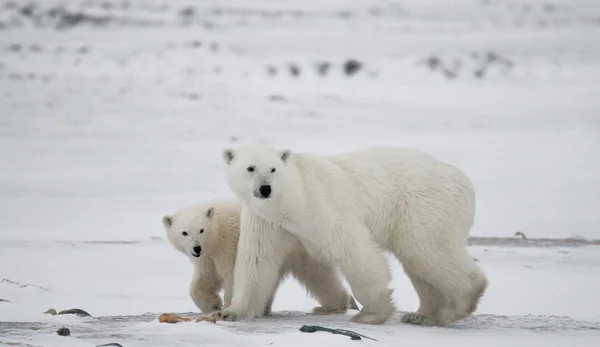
left=281, top=149, right=292, bottom=163
left=162, top=215, right=173, bottom=228
left=206, top=207, right=214, bottom=219
left=223, top=148, right=236, bottom=165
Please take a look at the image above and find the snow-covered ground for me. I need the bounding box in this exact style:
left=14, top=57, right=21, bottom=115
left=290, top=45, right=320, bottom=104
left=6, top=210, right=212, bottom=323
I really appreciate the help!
left=1, top=0, right=599, bottom=345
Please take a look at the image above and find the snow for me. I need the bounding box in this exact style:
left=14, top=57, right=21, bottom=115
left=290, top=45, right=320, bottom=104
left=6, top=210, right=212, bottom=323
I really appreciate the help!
left=1, top=0, right=599, bottom=345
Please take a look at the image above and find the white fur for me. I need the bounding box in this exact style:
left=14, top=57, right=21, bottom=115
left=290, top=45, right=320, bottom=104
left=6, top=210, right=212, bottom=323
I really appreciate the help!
left=217, top=144, right=488, bottom=326
left=163, top=200, right=358, bottom=315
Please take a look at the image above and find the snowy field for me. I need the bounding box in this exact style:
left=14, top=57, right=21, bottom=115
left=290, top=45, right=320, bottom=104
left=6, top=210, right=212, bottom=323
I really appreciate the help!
left=1, top=0, right=600, bottom=345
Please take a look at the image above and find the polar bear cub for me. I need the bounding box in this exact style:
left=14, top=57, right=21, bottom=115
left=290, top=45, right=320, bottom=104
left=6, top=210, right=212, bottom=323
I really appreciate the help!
left=162, top=200, right=357, bottom=315
left=214, top=144, right=487, bottom=326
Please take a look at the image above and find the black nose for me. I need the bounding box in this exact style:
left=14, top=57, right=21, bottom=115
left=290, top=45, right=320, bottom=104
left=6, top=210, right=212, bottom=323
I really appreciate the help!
left=193, top=245, right=201, bottom=255
left=259, top=185, right=271, bottom=198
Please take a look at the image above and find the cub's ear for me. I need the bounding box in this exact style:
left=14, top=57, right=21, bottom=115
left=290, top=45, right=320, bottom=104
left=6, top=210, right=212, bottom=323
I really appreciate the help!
left=162, top=215, right=173, bottom=228
left=206, top=207, right=214, bottom=219
left=281, top=149, right=292, bottom=163
left=223, top=148, right=236, bottom=165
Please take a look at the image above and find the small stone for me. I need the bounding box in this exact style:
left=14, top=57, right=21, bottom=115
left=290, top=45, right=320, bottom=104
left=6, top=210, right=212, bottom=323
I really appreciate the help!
left=44, top=308, right=57, bottom=315
left=0, top=298, right=10, bottom=302
left=56, top=327, right=70, bottom=336
left=96, top=343, right=124, bottom=347
left=58, top=308, right=92, bottom=317
left=315, top=61, right=331, bottom=76
left=343, top=59, right=362, bottom=77
left=288, top=64, right=300, bottom=78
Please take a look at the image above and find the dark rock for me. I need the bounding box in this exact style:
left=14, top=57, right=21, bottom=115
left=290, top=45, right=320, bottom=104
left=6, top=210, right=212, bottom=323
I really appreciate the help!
left=315, top=61, right=331, bottom=76
left=425, top=56, right=442, bottom=70
left=266, top=65, right=278, bottom=76
left=8, top=44, right=21, bottom=52
left=288, top=64, right=300, bottom=77
left=56, top=327, right=70, bottom=336
left=343, top=59, right=362, bottom=76
left=28, top=44, right=41, bottom=52
left=44, top=308, right=57, bottom=315
left=0, top=298, right=9, bottom=302
left=268, top=94, right=287, bottom=102
left=20, top=4, right=35, bottom=17
left=179, top=6, right=195, bottom=19
left=58, top=308, right=92, bottom=317
left=96, top=343, right=124, bottom=347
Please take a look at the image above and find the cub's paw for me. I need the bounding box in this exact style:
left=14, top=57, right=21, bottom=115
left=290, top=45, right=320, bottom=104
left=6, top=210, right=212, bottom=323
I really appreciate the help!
left=211, top=309, right=238, bottom=322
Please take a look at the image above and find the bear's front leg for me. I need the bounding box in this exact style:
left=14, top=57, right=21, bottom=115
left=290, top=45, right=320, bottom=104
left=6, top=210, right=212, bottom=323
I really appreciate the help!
left=222, top=275, right=234, bottom=309
left=336, top=224, right=395, bottom=325
left=189, top=258, right=223, bottom=313
left=211, top=209, right=291, bottom=322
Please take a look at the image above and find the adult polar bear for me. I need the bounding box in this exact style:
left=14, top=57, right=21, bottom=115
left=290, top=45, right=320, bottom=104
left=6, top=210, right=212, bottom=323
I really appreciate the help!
left=215, top=144, right=487, bottom=326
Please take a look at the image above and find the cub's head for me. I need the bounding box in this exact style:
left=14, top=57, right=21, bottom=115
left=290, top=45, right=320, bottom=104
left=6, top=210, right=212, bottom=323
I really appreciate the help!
left=162, top=205, right=215, bottom=259
left=222, top=144, right=292, bottom=202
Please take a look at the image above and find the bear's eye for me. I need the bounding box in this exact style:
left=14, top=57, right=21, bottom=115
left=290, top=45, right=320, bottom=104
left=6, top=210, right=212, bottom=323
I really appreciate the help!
left=182, top=231, right=188, bottom=236
left=270, top=167, right=276, bottom=173
left=199, top=229, right=204, bottom=234
left=246, top=166, right=255, bottom=172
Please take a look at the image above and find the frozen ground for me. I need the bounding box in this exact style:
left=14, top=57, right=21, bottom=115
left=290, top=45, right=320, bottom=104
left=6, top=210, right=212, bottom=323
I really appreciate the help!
left=1, top=240, right=600, bottom=346
left=1, top=0, right=599, bottom=345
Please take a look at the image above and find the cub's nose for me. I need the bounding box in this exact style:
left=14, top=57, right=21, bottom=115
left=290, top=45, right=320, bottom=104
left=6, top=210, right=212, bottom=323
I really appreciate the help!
left=192, top=245, right=202, bottom=257
left=259, top=185, right=272, bottom=198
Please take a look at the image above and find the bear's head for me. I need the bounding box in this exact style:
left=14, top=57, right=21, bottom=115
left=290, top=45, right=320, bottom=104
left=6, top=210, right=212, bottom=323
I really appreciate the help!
left=222, top=144, right=291, bottom=203
left=162, top=205, right=215, bottom=259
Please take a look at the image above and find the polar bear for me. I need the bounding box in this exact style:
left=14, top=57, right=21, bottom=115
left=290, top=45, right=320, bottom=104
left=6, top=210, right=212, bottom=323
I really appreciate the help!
left=162, top=200, right=358, bottom=315
left=213, top=144, right=488, bottom=326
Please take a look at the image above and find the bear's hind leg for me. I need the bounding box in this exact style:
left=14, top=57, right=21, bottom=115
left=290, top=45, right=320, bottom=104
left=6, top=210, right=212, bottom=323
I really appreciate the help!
left=400, top=268, right=445, bottom=326
left=287, top=252, right=354, bottom=315
left=399, top=245, right=487, bottom=325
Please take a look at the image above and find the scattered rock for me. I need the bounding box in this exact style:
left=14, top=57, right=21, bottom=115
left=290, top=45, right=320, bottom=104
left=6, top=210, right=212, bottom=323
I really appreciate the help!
left=96, top=343, right=124, bottom=347
left=28, top=44, right=41, bottom=52
left=0, top=298, right=9, bottom=302
left=189, top=40, right=202, bottom=48
left=315, top=61, right=331, bottom=76
left=58, top=308, right=92, bottom=317
left=20, top=4, right=35, bottom=17
left=343, top=59, right=362, bottom=77
left=179, top=6, right=195, bottom=19
left=288, top=64, right=300, bottom=77
left=43, top=308, right=57, bottom=315
left=425, top=56, right=442, bottom=70
left=268, top=94, right=287, bottom=102
left=266, top=65, right=278, bottom=76
left=56, top=327, right=70, bottom=336
left=8, top=44, right=21, bottom=52
left=181, top=92, right=201, bottom=101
